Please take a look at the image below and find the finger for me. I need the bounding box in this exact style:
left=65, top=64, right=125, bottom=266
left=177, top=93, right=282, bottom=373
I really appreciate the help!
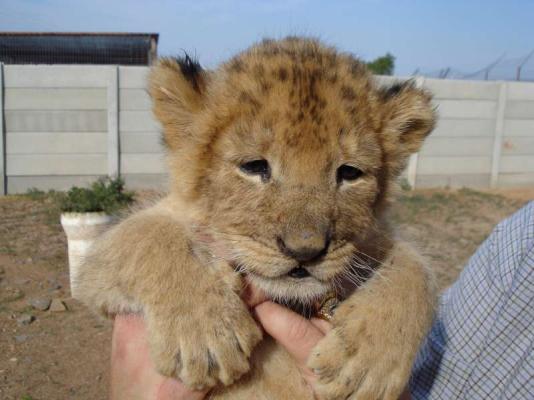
left=157, top=378, right=208, bottom=400
left=310, top=318, right=333, bottom=335
left=111, top=314, right=160, bottom=400
left=254, top=302, right=324, bottom=366
left=242, top=279, right=268, bottom=308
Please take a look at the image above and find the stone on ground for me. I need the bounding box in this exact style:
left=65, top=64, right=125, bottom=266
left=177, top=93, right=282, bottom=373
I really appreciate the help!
left=29, top=297, right=52, bottom=311
left=49, top=299, right=67, bottom=312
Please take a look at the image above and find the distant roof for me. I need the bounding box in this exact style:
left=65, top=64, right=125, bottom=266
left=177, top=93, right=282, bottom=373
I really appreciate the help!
left=0, top=32, right=159, bottom=65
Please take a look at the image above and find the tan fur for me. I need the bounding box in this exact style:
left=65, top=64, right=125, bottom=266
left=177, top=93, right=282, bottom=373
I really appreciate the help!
left=76, top=37, right=437, bottom=399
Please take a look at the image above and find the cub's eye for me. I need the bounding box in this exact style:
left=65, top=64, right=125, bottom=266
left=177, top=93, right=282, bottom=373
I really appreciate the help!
left=337, top=164, right=363, bottom=183
left=240, top=159, right=271, bottom=181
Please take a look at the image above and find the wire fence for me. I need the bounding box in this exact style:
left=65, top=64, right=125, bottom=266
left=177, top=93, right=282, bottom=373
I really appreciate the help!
left=415, top=50, right=534, bottom=82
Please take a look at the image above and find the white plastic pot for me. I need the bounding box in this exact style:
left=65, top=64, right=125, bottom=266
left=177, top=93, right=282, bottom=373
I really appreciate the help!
left=60, top=212, right=113, bottom=298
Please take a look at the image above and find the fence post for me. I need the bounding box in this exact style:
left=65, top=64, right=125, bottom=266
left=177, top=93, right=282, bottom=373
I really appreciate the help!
left=0, top=63, right=6, bottom=195
left=490, top=82, right=507, bottom=188
left=107, top=66, right=120, bottom=178
left=406, top=76, right=426, bottom=189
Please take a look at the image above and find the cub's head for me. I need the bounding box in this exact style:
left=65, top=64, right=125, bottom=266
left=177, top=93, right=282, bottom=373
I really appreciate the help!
left=149, top=37, right=435, bottom=304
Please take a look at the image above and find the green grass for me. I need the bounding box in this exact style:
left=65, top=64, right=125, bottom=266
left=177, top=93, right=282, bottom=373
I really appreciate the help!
left=395, top=191, right=449, bottom=216
left=1, top=289, right=25, bottom=303
left=0, top=246, right=16, bottom=255
left=398, top=177, right=412, bottom=192
left=24, top=188, right=49, bottom=201
left=457, top=187, right=508, bottom=207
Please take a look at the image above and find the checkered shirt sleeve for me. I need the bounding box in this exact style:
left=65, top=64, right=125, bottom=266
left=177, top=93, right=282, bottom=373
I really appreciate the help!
left=410, top=201, right=534, bottom=400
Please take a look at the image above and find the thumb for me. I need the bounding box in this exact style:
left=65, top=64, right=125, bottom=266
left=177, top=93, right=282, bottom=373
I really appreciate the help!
left=254, top=302, right=324, bottom=367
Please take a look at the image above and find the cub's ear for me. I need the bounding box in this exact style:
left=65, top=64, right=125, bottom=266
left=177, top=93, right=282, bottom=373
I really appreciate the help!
left=148, top=55, right=209, bottom=149
left=379, top=81, right=437, bottom=174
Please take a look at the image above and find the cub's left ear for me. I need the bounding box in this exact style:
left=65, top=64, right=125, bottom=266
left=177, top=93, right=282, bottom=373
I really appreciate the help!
left=379, top=81, right=437, bottom=173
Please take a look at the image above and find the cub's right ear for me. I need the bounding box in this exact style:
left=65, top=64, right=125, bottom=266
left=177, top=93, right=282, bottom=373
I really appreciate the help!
left=148, top=55, right=208, bottom=149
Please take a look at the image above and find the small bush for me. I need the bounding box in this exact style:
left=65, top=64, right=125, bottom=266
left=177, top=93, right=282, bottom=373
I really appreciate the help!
left=25, top=187, right=48, bottom=201
left=399, top=178, right=412, bottom=192
left=58, top=177, right=134, bottom=214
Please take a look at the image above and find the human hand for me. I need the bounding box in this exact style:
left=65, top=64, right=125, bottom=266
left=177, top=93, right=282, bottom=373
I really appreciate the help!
left=110, top=314, right=208, bottom=400
left=108, top=277, right=265, bottom=400
left=110, top=288, right=411, bottom=400
left=253, top=301, right=331, bottom=390
left=251, top=288, right=411, bottom=400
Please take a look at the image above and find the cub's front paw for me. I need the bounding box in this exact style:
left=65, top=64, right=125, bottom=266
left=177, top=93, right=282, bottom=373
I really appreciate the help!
left=147, top=292, right=262, bottom=390
left=308, top=300, right=417, bottom=400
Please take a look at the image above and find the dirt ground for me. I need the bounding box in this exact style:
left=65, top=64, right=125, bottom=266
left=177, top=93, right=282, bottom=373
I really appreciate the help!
left=0, top=187, right=531, bottom=400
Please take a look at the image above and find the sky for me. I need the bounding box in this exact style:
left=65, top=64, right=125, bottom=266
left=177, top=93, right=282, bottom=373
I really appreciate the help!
left=1, top=0, right=534, bottom=76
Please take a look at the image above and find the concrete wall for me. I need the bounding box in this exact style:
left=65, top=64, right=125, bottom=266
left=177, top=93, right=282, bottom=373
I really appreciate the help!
left=118, top=67, right=167, bottom=189
left=377, top=76, right=534, bottom=189
left=0, top=64, right=167, bottom=194
left=0, top=64, right=533, bottom=194
left=2, top=65, right=113, bottom=193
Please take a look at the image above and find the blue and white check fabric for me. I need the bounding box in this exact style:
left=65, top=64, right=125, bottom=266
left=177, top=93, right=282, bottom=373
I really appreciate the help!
left=410, top=201, right=534, bottom=399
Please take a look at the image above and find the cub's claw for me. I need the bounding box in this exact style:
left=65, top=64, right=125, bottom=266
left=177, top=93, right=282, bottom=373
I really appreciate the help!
left=310, top=243, right=434, bottom=400
left=308, top=299, right=418, bottom=400
left=147, top=294, right=262, bottom=390
left=309, top=327, right=410, bottom=400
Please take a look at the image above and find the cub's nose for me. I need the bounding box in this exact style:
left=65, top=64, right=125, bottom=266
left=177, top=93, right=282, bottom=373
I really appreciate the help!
left=276, top=231, right=329, bottom=263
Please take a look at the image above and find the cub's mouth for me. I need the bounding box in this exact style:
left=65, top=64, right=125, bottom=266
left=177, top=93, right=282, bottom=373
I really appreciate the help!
left=244, top=263, right=336, bottom=308
left=287, top=266, right=311, bottom=278
left=220, top=235, right=367, bottom=309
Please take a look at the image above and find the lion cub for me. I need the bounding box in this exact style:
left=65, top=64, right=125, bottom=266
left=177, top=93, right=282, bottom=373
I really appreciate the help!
left=77, top=37, right=436, bottom=400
